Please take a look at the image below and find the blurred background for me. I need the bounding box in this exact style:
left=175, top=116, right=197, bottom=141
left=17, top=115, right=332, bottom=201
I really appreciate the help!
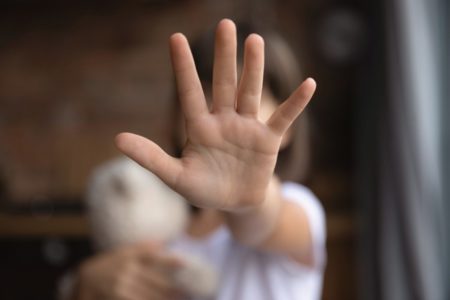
left=0, top=0, right=448, bottom=299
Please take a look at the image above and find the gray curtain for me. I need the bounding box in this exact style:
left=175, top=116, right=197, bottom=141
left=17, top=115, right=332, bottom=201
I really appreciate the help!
left=358, top=0, right=449, bottom=299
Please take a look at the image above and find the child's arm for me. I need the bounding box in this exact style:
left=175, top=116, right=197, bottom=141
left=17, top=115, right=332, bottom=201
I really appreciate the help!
left=115, top=19, right=317, bottom=265
left=224, top=176, right=315, bottom=265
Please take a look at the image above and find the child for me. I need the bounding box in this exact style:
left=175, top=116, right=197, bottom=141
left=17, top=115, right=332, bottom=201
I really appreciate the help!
left=74, top=19, right=326, bottom=300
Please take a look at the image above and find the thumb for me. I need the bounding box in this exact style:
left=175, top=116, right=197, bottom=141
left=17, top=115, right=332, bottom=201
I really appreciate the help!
left=115, top=133, right=182, bottom=188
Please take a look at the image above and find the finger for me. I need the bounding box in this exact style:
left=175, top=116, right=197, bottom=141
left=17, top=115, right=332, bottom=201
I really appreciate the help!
left=119, top=277, right=167, bottom=300
left=212, top=19, right=237, bottom=112
left=140, top=250, right=184, bottom=271
left=131, top=267, right=178, bottom=300
left=236, top=34, right=265, bottom=117
left=134, top=243, right=183, bottom=270
left=115, top=133, right=182, bottom=188
left=267, top=78, right=316, bottom=135
left=170, top=33, right=208, bottom=121
left=137, top=267, right=178, bottom=296
left=127, top=241, right=163, bottom=258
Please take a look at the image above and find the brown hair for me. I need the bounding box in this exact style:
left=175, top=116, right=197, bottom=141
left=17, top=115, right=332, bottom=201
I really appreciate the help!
left=172, top=22, right=310, bottom=183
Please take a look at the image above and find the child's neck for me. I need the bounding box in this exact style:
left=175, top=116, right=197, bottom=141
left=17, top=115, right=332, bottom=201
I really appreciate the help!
left=186, top=209, right=224, bottom=239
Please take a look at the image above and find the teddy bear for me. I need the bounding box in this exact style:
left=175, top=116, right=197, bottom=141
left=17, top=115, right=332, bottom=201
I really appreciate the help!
left=85, top=156, right=218, bottom=299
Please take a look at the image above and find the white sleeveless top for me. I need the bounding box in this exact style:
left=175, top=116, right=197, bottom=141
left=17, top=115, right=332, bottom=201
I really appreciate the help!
left=170, top=182, right=326, bottom=300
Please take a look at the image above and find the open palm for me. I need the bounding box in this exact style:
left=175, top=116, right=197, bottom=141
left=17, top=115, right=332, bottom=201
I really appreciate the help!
left=115, top=19, right=316, bottom=211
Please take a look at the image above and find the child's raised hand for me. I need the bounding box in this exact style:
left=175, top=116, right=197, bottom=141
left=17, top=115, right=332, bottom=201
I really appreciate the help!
left=115, top=19, right=316, bottom=212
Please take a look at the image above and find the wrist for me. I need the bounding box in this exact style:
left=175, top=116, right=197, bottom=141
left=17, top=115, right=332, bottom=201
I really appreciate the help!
left=224, top=176, right=283, bottom=246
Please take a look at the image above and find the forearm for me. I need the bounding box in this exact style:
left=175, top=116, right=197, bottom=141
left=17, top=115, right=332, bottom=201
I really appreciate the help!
left=224, top=176, right=314, bottom=265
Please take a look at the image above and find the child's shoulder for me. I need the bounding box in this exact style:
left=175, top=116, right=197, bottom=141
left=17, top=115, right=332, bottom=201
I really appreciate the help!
left=281, top=181, right=327, bottom=267
left=281, top=181, right=325, bottom=222
left=281, top=181, right=321, bottom=207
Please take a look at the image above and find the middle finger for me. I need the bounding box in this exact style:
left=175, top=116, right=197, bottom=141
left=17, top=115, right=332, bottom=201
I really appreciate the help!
left=212, top=19, right=238, bottom=112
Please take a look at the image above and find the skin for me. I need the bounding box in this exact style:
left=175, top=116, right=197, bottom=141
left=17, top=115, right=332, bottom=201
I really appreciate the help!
left=76, top=243, right=183, bottom=300
left=75, top=19, right=317, bottom=300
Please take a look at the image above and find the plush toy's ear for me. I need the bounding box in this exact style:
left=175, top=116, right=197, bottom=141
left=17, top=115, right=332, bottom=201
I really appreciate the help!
left=110, top=174, right=129, bottom=198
